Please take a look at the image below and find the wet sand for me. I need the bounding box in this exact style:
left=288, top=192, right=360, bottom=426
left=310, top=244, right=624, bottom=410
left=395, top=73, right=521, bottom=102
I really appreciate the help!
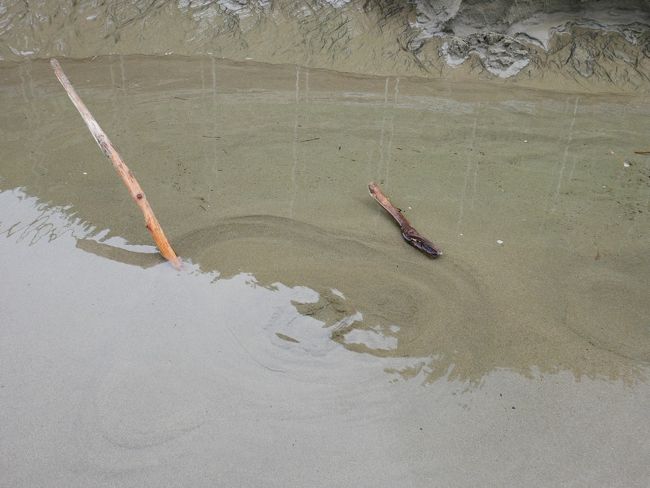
left=1, top=56, right=649, bottom=486
left=2, top=1, right=649, bottom=92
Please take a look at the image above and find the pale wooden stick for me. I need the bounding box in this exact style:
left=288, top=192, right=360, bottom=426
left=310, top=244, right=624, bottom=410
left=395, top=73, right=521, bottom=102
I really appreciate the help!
left=50, top=58, right=181, bottom=269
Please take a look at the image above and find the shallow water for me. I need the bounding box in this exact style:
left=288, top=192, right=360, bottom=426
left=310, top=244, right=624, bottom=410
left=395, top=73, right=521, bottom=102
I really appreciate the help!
left=1, top=57, right=649, bottom=486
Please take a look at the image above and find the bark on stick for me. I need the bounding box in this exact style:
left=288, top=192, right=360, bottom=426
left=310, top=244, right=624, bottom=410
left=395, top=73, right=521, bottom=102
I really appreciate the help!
left=50, top=58, right=181, bottom=269
left=368, top=182, right=441, bottom=258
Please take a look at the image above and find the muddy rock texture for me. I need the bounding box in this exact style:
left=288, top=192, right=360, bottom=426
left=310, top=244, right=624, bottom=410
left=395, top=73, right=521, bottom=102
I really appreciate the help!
left=0, top=0, right=649, bottom=92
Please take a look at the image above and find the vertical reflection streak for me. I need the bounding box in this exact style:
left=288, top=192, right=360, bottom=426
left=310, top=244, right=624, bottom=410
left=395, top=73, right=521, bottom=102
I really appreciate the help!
left=289, top=66, right=300, bottom=218
left=455, top=103, right=480, bottom=234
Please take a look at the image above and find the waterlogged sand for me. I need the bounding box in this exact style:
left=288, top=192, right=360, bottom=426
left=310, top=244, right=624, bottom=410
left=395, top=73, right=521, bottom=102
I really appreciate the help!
left=2, top=0, right=649, bottom=92
left=1, top=57, right=649, bottom=487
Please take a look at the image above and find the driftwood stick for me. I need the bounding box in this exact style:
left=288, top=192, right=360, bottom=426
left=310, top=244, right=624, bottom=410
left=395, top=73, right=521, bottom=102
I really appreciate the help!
left=368, top=182, right=441, bottom=258
left=50, top=58, right=181, bottom=269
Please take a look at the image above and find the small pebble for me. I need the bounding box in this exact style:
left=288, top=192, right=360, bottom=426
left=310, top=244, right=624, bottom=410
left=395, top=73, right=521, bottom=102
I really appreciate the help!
left=82, top=172, right=87, bottom=175
left=497, top=239, right=504, bottom=245
left=623, top=161, right=631, bottom=168
left=523, top=140, right=528, bottom=143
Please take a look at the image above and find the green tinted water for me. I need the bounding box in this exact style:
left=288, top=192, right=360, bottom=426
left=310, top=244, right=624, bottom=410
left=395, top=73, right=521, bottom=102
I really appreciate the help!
left=1, top=56, right=649, bottom=486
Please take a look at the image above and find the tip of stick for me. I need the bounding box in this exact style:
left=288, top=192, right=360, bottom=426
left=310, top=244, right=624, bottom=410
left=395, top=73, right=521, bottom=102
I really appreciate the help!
left=170, top=258, right=182, bottom=270
left=162, top=251, right=182, bottom=270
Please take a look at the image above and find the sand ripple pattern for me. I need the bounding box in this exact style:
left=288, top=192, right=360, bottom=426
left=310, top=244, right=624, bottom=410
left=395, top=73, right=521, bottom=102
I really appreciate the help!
left=176, top=215, right=493, bottom=382
left=565, top=264, right=650, bottom=364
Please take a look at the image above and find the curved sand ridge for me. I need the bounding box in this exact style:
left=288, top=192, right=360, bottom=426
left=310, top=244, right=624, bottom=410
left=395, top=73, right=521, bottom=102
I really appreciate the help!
left=174, top=215, right=648, bottom=383
left=176, top=215, right=494, bottom=382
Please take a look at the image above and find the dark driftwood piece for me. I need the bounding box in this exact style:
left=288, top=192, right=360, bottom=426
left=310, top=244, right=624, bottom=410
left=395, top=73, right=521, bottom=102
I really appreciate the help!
left=51, top=58, right=181, bottom=269
left=368, top=182, right=441, bottom=258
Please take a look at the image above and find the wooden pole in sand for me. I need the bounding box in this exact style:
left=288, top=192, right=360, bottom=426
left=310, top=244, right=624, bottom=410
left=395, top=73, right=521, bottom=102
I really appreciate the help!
left=50, top=58, right=181, bottom=269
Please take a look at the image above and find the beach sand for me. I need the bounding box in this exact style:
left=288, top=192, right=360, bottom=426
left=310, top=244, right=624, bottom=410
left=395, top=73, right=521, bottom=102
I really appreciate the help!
left=1, top=55, right=649, bottom=486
